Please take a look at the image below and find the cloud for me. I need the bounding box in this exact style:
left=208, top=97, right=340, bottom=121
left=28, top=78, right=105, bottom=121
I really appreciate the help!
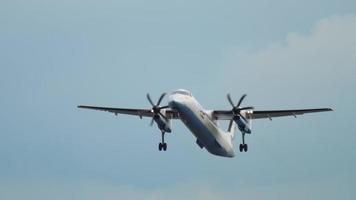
left=222, top=14, right=356, bottom=103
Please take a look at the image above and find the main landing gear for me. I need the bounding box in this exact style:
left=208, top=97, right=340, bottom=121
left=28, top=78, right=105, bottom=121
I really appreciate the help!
left=239, top=132, right=248, bottom=152
left=158, top=131, right=167, bottom=151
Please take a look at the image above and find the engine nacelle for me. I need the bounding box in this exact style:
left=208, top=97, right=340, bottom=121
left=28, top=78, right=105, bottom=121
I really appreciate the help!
left=233, top=116, right=251, bottom=133
left=153, top=115, right=172, bottom=133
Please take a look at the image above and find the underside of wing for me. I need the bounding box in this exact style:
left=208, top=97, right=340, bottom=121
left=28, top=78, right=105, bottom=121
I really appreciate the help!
left=212, top=108, right=332, bottom=120
left=212, top=110, right=234, bottom=120
left=165, top=110, right=180, bottom=119
left=78, top=105, right=153, bottom=118
left=246, top=108, right=333, bottom=119
left=78, top=105, right=180, bottom=119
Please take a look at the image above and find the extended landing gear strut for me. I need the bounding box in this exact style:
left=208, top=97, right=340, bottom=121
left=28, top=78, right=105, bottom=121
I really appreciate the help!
left=158, top=131, right=167, bottom=151
left=239, top=132, right=248, bottom=152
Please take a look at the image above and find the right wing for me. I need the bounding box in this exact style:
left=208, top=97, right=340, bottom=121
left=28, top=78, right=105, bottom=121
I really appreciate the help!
left=77, top=105, right=180, bottom=119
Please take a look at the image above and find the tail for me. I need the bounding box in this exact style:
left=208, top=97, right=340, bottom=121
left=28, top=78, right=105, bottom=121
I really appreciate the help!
left=227, top=120, right=237, bottom=140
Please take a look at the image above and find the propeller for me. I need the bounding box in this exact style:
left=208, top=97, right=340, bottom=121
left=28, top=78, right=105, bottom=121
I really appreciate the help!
left=146, top=93, right=169, bottom=126
left=227, top=93, right=254, bottom=122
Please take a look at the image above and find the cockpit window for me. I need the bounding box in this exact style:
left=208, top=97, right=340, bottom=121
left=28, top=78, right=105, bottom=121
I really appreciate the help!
left=172, top=90, right=192, bottom=96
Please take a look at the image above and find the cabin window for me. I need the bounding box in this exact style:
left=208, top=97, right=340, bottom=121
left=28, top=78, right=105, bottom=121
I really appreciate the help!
left=172, top=90, right=192, bottom=96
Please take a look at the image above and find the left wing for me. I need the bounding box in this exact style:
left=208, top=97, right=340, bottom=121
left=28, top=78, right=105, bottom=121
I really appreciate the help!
left=213, top=108, right=332, bottom=120
left=246, top=108, right=333, bottom=119
left=78, top=105, right=180, bottom=119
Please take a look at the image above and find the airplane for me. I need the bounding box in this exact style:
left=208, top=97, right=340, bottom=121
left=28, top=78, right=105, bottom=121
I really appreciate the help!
left=78, top=89, right=332, bottom=158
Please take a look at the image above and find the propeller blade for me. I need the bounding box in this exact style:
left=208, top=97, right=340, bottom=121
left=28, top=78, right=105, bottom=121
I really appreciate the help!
left=227, top=94, right=235, bottom=107
left=156, top=93, right=166, bottom=106
left=146, top=93, right=155, bottom=106
left=158, top=112, right=168, bottom=121
left=147, top=93, right=168, bottom=127
left=237, top=94, right=247, bottom=107
left=239, top=113, right=248, bottom=122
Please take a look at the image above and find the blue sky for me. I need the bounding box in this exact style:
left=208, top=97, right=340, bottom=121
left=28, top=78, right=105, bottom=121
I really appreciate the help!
left=1, top=0, right=356, bottom=199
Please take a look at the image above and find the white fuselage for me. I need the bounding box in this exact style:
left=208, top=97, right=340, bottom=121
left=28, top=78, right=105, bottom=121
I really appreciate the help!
left=168, top=92, right=235, bottom=157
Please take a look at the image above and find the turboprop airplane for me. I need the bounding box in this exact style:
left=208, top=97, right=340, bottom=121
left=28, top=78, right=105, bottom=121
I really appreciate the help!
left=78, top=89, right=332, bottom=157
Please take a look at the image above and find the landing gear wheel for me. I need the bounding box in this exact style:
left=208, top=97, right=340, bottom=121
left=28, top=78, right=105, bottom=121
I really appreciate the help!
left=239, top=144, right=248, bottom=152
left=243, top=144, right=248, bottom=152
left=163, top=143, right=167, bottom=151
left=158, top=143, right=162, bottom=151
